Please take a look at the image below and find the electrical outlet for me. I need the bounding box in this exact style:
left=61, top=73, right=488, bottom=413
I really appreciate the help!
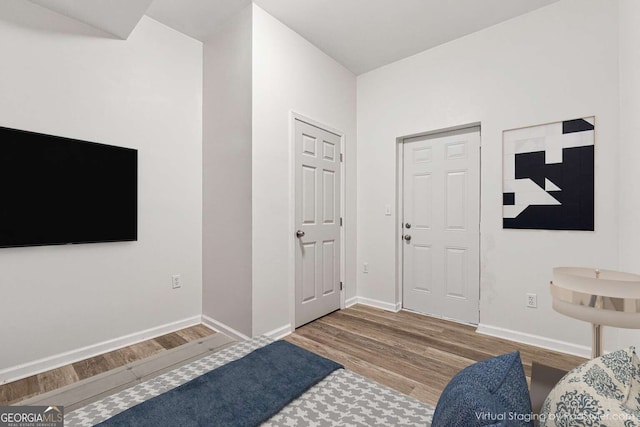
left=526, top=293, right=537, bottom=308
left=363, top=262, right=369, bottom=273
left=172, top=274, right=181, bottom=289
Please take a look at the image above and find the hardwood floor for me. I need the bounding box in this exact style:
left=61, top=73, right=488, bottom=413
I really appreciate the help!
left=286, top=304, right=586, bottom=406
left=0, top=324, right=214, bottom=406
left=2, top=306, right=586, bottom=409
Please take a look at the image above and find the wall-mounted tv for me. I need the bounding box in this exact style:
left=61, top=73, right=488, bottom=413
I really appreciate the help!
left=0, top=126, right=137, bottom=248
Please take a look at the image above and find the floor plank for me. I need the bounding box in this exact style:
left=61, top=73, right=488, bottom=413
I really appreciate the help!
left=102, top=346, right=143, bottom=368
left=154, top=333, right=188, bottom=350
left=0, top=324, right=215, bottom=405
left=72, top=356, right=112, bottom=381
left=0, top=375, right=39, bottom=406
left=285, top=334, right=420, bottom=396
left=128, top=340, right=167, bottom=360
left=37, top=366, right=79, bottom=395
left=20, top=334, right=236, bottom=413
left=289, top=305, right=587, bottom=406
left=174, top=324, right=213, bottom=341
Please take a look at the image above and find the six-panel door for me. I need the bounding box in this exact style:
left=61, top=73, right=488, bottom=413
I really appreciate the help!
left=402, top=128, right=480, bottom=324
left=294, top=119, right=341, bottom=328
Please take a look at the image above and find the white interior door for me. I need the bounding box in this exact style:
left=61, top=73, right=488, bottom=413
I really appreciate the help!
left=294, top=119, right=341, bottom=328
left=402, top=127, right=480, bottom=324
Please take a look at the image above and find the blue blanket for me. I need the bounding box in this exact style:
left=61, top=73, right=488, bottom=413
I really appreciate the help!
left=98, top=340, right=342, bottom=427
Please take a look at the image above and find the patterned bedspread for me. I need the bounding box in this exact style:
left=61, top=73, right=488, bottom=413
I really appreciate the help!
left=66, top=336, right=434, bottom=426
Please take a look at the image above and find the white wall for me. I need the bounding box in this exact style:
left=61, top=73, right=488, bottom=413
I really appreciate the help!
left=203, top=6, right=253, bottom=338
left=618, top=0, right=640, bottom=273
left=0, top=1, right=203, bottom=378
left=357, top=0, right=619, bottom=355
left=252, top=4, right=357, bottom=335
left=615, top=0, right=640, bottom=350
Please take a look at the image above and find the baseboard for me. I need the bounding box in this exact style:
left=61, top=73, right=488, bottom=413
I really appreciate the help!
left=345, top=296, right=358, bottom=308
left=0, top=315, right=202, bottom=385
left=201, top=315, right=250, bottom=341
left=264, top=324, right=292, bottom=340
left=477, top=324, right=591, bottom=359
left=351, top=296, right=401, bottom=312
left=201, top=316, right=290, bottom=341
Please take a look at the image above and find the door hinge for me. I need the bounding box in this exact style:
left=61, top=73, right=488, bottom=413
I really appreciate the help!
left=340, top=217, right=343, bottom=226
left=340, top=153, right=343, bottom=162
left=340, top=281, right=343, bottom=291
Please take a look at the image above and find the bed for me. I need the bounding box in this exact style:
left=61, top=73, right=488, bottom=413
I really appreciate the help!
left=65, top=336, right=434, bottom=426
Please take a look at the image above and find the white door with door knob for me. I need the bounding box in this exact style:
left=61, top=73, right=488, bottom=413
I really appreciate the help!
left=402, top=127, right=480, bottom=324
left=294, top=118, right=341, bottom=328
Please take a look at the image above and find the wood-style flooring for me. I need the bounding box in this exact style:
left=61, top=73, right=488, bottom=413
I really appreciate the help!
left=0, top=324, right=214, bottom=406
left=2, top=306, right=586, bottom=409
left=286, top=304, right=586, bottom=406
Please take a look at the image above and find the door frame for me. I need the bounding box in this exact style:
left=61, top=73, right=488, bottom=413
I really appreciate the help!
left=289, top=111, right=346, bottom=330
left=395, top=122, right=482, bottom=322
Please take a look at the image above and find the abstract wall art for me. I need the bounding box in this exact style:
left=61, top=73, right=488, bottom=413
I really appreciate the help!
left=502, top=117, right=594, bottom=231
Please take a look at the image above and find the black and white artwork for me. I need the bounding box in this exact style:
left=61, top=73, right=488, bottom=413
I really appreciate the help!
left=502, top=117, right=594, bottom=230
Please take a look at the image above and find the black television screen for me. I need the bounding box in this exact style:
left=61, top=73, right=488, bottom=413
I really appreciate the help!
left=0, top=126, right=137, bottom=248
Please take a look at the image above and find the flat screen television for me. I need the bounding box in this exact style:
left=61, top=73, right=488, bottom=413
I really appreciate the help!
left=0, top=126, right=137, bottom=248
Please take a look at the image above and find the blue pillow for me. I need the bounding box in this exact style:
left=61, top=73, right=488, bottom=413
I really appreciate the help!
left=432, top=351, right=533, bottom=427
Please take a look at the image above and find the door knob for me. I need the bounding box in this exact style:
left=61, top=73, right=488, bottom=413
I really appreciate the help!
left=405, top=223, right=411, bottom=229
left=296, top=230, right=305, bottom=238
left=403, top=234, right=411, bottom=241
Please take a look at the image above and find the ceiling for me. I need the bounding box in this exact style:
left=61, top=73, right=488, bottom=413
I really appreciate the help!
left=145, top=0, right=251, bottom=42
left=252, top=0, right=560, bottom=74
left=26, top=0, right=560, bottom=75
left=28, top=0, right=154, bottom=39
